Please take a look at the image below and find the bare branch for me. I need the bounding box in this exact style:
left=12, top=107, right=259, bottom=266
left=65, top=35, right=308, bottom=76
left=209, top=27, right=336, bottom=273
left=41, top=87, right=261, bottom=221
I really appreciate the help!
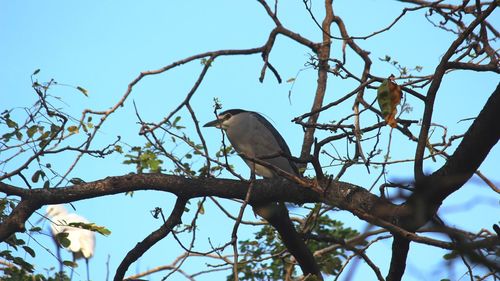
left=114, top=197, right=188, bottom=281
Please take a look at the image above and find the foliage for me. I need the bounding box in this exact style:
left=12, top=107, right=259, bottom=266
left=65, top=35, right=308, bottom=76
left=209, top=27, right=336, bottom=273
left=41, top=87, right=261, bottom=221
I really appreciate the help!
left=123, top=143, right=164, bottom=174
left=67, top=222, right=111, bottom=236
left=0, top=267, right=70, bottom=281
left=0, top=200, right=36, bottom=274
left=0, top=74, right=116, bottom=190
left=228, top=214, right=360, bottom=280
left=377, top=76, right=402, bottom=128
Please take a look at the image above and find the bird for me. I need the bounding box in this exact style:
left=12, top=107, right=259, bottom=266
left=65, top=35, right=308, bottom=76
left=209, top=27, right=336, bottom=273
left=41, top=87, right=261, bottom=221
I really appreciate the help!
left=204, top=109, right=298, bottom=178
left=45, top=204, right=95, bottom=281
left=204, top=109, right=322, bottom=278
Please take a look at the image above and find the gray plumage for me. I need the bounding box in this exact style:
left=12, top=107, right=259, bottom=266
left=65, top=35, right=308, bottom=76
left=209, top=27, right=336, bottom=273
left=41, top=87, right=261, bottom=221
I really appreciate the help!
left=204, top=109, right=322, bottom=278
left=217, top=110, right=298, bottom=178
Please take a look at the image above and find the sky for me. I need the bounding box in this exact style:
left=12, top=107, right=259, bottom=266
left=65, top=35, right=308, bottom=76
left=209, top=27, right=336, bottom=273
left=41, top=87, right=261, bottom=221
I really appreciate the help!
left=1, top=1, right=499, bottom=280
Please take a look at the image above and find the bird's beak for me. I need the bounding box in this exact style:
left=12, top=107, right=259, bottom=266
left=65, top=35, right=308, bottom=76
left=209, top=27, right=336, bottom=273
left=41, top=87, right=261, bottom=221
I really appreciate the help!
left=203, top=119, right=222, bottom=128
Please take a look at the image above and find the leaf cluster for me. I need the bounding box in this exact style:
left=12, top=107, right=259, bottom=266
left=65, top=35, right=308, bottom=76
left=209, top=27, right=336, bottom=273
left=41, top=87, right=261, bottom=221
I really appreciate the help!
left=228, top=214, right=360, bottom=280
left=0, top=267, right=70, bottom=281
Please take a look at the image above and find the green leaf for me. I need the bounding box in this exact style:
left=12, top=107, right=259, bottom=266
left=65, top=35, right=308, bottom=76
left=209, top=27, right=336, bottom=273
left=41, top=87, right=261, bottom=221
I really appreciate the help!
left=2, top=132, right=14, bottom=142
left=31, top=170, right=45, bottom=183
left=76, top=86, right=88, bottom=97
left=6, top=118, right=18, bottom=128
left=5, top=235, right=26, bottom=249
left=39, top=131, right=50, bottom=140
left=67, top=125, right=79, bottom=134
left=33, top=69, right=41, bottom=75
left=381, top=55, right=391, bottom=61
left=12, top=257, right=34, bottom=272
left=286, top=77, right=295, bottom=83
left=50, top=123, right=61, bottom=135
left=27, top=125, right=38, bottom=138
left=23, top=246, right=36, bottom=257
left=97, top=227, right=111, bottom=236
left=148, top=158, right=161, bottom=172
left=15, top=131, right=23, bottom=141
left=377, top=77, right=402, bottom=128
left=173, top=116, right=181, bottom=127
left=29, top=226, right=42, bottom=232
left=443, top=252, right=457, bottom=260
left=114, top=145, right=123, bottom=153
left=0, top=250, right=12, bottom=257
left=63, top=260, right=78, bottom=268
left=68, top=222, right=111, bottom=236
left=39, top=139, right=49, bottom=148
left=56, top=233, right=71, bottom=248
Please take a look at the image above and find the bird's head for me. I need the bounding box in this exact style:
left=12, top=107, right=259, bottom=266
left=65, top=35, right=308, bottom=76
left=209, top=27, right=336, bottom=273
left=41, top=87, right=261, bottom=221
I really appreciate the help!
left=203, top=109, right=247, bottom=130
left=46, top=204, right=68, bottom=218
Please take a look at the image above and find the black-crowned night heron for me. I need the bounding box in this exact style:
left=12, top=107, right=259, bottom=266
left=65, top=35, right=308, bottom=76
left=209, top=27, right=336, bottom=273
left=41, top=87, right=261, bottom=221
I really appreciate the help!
left=203, top=109, right=298, bottom=178
left=204, top=109, right=321, bottom=278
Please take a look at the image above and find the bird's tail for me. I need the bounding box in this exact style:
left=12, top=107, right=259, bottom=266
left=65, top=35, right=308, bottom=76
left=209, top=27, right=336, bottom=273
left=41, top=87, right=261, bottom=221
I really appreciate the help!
left=254, top=203, right=323, bottom=280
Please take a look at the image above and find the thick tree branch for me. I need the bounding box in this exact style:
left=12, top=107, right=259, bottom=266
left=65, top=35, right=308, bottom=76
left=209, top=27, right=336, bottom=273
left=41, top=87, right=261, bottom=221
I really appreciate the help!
left=414, top=1, right=497, bottom=180
left=385, top=80, right=499, bottom=281
left=0, top=174, right=393, bottom=242
left=446, top=61, right=500, bottom=73
left=426, top=82, right=500, bottom=204
left=381, top=82, right=500, bottom=281
left=0, top=200, right=39, bottom=237
left=116, top=197, right=188, bottom=281
left=386, top=235, right=410, bottom=281
left=299, top=0, right=334, bottom=165
left=263, top=203, right=323, bottom=279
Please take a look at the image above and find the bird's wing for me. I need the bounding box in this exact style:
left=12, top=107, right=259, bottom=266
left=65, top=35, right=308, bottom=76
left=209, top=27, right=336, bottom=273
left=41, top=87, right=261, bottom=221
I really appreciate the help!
left=79, top=230, right=95, bottom=258
left=51, top=213, right=95, bottom=258
left=65, top=229, right=83, bottom=253
left=66, top=214, right=95, bottom=258
left=50, top=215, right=71, bottom=235
left=250, top=112, right=300, bottom=175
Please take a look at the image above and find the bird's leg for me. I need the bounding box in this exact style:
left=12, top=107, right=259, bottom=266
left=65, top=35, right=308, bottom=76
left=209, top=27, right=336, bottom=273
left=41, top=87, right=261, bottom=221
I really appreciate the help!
left=250, top=162, right=259, bottom=218
left=70, top=253, right=75, bottom=281
left=85, top=258, right=90, bottom=281
left=53, top=238, right=63, bottom=276
left=250, top=161, right=256, bottom=181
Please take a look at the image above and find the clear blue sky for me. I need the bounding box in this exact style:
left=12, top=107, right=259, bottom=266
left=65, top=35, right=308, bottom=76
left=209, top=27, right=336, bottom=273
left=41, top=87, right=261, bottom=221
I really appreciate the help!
left=1, top=1, right=498, bottom=280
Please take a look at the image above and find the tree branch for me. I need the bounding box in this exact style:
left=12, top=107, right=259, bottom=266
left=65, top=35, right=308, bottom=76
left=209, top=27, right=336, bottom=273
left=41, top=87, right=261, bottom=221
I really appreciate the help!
left=299, top=0, right=334, bottom=165
left=386, top=235, right=410, bottom=281
left=414, top=1, right=498, bottom=180
left=0, top=174, right=391, bottom=242
left=426, top=82, right=500, bottom=204
left=116, top=197, right=188, bottom=281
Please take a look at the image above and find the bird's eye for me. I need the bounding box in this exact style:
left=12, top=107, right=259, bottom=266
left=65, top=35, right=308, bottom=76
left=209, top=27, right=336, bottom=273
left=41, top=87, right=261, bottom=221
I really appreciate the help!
left=224, top=113, right=232, bottom=120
